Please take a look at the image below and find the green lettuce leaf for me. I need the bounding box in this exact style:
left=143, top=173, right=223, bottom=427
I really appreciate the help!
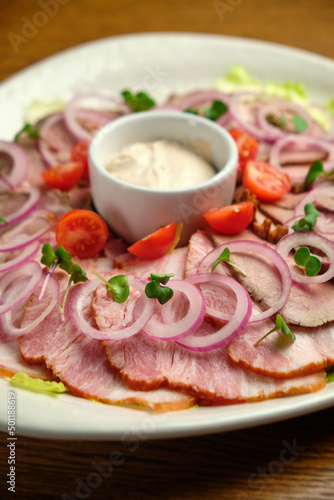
left=8, top=371, right=68, bottom=394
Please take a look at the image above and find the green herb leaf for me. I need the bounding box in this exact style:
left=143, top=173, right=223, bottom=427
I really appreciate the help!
left=55, top=246, right=74, bottom=274
left=41, top=243, right=58, bottom=268
left=292, top=114, right=308, bottom=133
left=121, top=90, right=155, bottom=112
left=326, top=365, right=334, bottom=383
left=184, top=109, right=199, bottom=115
left=145, top=280, right=174, bottom=305
left=149, top=273, right=174, bottom=285
left=305, top=160, right=325, bottom=186
left=255, top=314, right=295, bottom=345
left=294, top=246, right=321, bottom=276
left=69, top=264, right=88, bottom=284
left=14, top=123, right=40, bottom=142
left=106, top=275, right=129, bottom=303
left=0, top=215, right=8, bottom=227
left=292, top=203, right=321, bottom=232
left=211, top=247, right=247, bottom=276
left=204, top=100, right=227, bottom=121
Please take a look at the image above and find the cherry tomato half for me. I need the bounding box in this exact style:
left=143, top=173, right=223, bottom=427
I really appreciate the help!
left=70, top=141, right=90, bottom=180
left=42, top=162, right=84, bottom=191
left=127, top=222, right=180, bottom=260
left=56, top=209, right=109, bottom=259
left=204, top=201, right=254, bottom=234
left=229, top=129, right=258, bottom=171
left=242, top=161, right=291, bottom=202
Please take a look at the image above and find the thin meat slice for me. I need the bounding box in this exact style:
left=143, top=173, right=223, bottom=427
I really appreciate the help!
left=19, top=269, right=195, bottom=412
left=115, top=246, right=188, bottom=279
left=103, top=329, right=326, bottom=404
left=227, top=322, right=334, bottom=378
left=211, top=231, right=334, bottom=327
left=258, top=203, right=294, bottom=225
left=184, top=230, right=214, bottom=277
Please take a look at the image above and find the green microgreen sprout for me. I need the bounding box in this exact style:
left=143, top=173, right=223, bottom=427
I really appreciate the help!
left=211, top=247, right=247, bottom=277
left=40, top=243, right=88, bottom=319
left=292, top=114, right=308, bottom=133
left=90, top=268, right=129, bottom=303
left=305, top=160, right=334, bottom=187
left=254, top=314, right=295, bottom=346
left=294, top=246, right=322, bottom=277
left=326, top=365, right=334, bottom=384
left=0, top=215, right=8, bottom=227
left=292, top=203, right=321, bottom=232
left=121, top=90, right=155, bottom=112
left=145, top=273, right=174, bottom=305
left=14, top=123, right=40, bottom=143
left=185, top=100, right=227, bottom=121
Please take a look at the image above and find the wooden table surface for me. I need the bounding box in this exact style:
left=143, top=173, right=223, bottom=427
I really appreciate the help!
left=1, top=1, right=334, bottom=499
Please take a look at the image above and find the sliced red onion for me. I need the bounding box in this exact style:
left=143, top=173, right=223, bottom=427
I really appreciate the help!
left=0, top=209, right=55, bottom=252
left=142, top=279, right=206, bottom=341
left=64, top=92, right=131, bottom=141
left=229, top=92, right=278, bottom=142
left=176, top=273, right=251, bottom=352
left=270, top=135, right=334, bottom=173
left=167, top=90, right=230, bottom=111
left=256, top=101, right=314, bottom=142
left=0, top=141, right=28, bottom=191
left=276, top=232, right=334, bottom=284
left=70, top=276, right=155, bottom=340
left=38, top=112, right=65, bottom=166
left=0, top=186, right=41, bottom=229
left=0, top=261, right=42, bottom=315
left=0, top=238, right=39, bottom=274
left=198, top=240, right=292, bottom=323
left=0, top=274, right=59, bottom=337
left=294, top=184, right=334, bottom=217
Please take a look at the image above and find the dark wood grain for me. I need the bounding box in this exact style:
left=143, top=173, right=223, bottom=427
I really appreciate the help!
left=1, top=1, right=334, bottom=499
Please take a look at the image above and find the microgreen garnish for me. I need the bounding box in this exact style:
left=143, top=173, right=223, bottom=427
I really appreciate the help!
left=255, top=314, right=295, bottom=345
left=204, top=100, right=227, bottom=121
left=292, top=115, right=308, bottom=133
left=266, top=114, right=287, bottom=130
left=185, top=100, right=227, bottom=121
left=90, top=268, right=129, bottom=303
left=294, top=246, right=321, bottom=277
left=14, top=123, right=40, bottom=143
left=145, top=273, right=174, bottom=305
left=326, top=365, right=334, bottom=384
left=121, top=90, right=155, bottom=112
left=305, top=160, right=334, bottom=186
left=211, top=247, right=247, bottom=277
left=292, top=203, right=321, bottom=232
left=0, top=215, right=8, bottom=226
left=40, top=244, right=87, bottom=318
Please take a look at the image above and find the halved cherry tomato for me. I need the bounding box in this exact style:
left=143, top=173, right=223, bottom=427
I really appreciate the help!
left=204, top=201, right=254, bottom=234
left=42, top=162, right=84, bottom=191
left=127, top=222, right=180, bottom=260
left=70, top=141, right=90, bottom=180
left=229, top=129, right=258, bottom=171
left=56, top=209, right=109, bottom=259
left=242, top=161, right=291, bottom=202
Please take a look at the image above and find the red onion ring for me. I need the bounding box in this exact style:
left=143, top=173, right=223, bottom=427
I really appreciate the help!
left=64, top=92, right=131, bottom=141
left=275, top=232, right=334, bottom=284
left=0, top=187, right=41, bottom=229
left=166, top=90, right=230, bottom=111
left=0, top=238, right=39, bottom=274
left=38, top=112, right=65, bottom=166
left=142, top=279, right=206, bottom=341
left=69, top=276, right=155, bottom=340
left=256, top=101, right=314, bottom=142
left=0, top=261, right=43, bottom=315
left=198, top=240, right=292, bottom=323
left=270, top=135, right=334, bottom=173
left=0, top=274, right=59, bottom=337
left=0, top=209, right=55, bottom=252
left=0, top=140, right=28, bottom=191
left=176, top=273, right=251, bottom=352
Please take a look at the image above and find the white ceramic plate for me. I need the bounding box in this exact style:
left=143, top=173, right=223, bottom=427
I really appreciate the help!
left=1, top=33, right=334, bottom=441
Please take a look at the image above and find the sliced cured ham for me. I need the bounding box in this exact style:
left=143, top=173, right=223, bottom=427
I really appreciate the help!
left=103, top=329, right=326, bottom=404
left=227, top=322, right=334, bottom=378
left=184, top=230, right=214, bottom=277
left=19, top=268, right=195, bottom=412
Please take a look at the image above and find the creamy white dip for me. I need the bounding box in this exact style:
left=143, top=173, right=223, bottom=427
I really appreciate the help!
left=105, top=140, right=216, bottom=189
